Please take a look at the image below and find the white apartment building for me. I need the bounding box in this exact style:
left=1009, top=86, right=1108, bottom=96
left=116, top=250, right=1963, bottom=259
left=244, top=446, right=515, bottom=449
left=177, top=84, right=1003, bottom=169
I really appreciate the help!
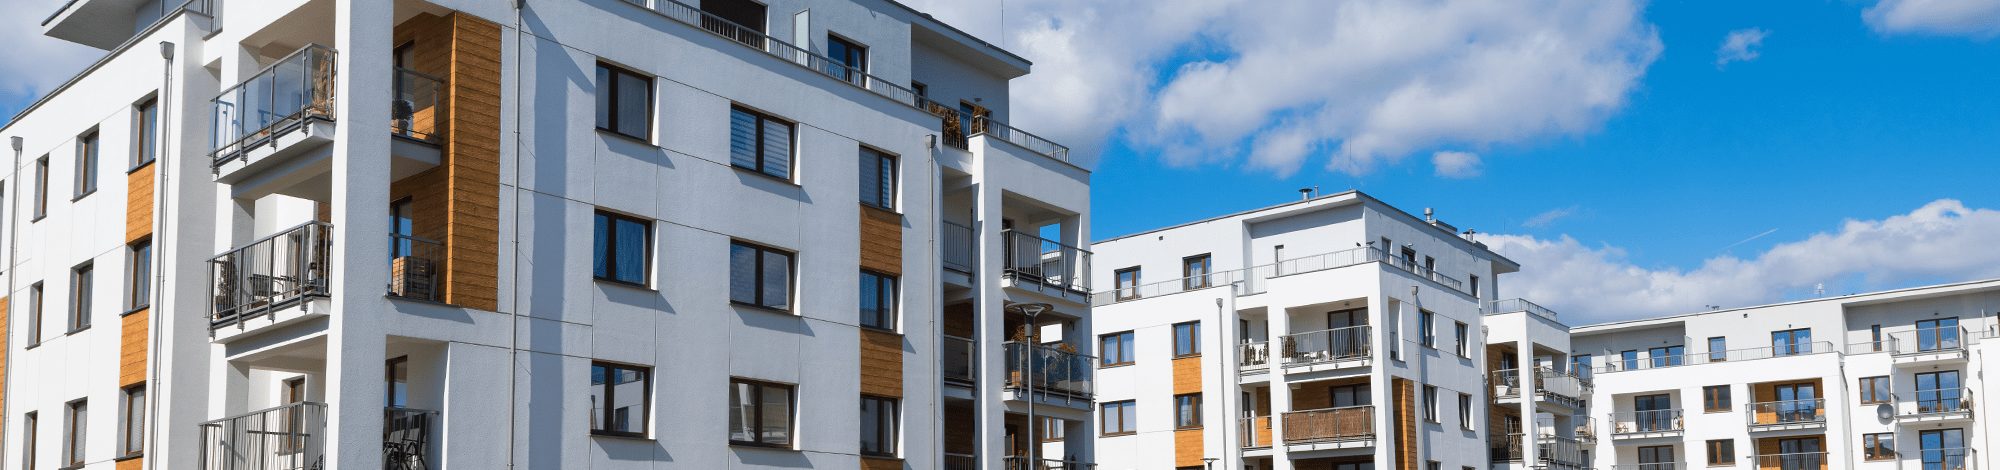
left=1087, top=190, right=1521, bottom=470
left=1, top=0, right=1095, bottom=469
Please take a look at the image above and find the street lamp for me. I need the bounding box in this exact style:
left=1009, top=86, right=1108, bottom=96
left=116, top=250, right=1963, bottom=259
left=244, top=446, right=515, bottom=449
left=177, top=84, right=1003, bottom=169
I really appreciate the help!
left=1008, top=302, right=1053, bottom=468
left=1204, top=457, right=1219, bottom=470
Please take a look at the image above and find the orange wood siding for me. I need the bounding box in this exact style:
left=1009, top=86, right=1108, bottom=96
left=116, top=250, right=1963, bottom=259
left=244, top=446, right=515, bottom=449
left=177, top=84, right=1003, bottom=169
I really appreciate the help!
left=387, top=13, right=502, bottom=310
left=116, top=456, right=143, bottom=470
left=1750, top=379, right=1823, bottom=425
left=1175, top=428, right=1204, bottom=466
left=1172, top=354, right=1204, bottom=464
left=860, top=329, right=904, bottom=397
left=125, top=164, right=153, bottom=241
left=859, top=207, right=902, bottom=275
left=1172, top=355, right=1202, bottom=395
left=860, top=457, right=903, bottom=470
left=944, top=399, right=976, bottom=454
left=120, top=308, right=149, bottom=386
left=1393, top=378, right=1417, bottom=470
left=942, top=302, right=974, bottom=338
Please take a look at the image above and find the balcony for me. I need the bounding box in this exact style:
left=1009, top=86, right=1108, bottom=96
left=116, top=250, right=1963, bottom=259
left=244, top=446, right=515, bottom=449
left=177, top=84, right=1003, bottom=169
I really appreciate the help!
left=1595, top=341, right=1833, bottom=374
left=1279, top=325, right=1371, bottom=371
left=1486, top=298, right=1559, bottom=323
left=1920, top=448, right=1978, bottom=470
left=1003, top=342, right=1095, bottom=408
left=1001, top=230, right=1090, bottom=300
left=941, top=335, right=976, bottom=386
left=383, top=407, right=438, bottom=470
left=1745, top=399, right=1825, bottom=432
left=211, top=45, right=338, bottom=171
left=928, top=104, right=1075, bottom=166
left=1240, top=341, right=1271, bottom=374
left=1240, top=415, right=1275, bottom=449
left=1575, top=416, right=1599, bottom=445
left=1610, top=464, right=1684, bottom=470
left=1280, top=405, right=1375, bottom=450
left=390, top=67, right=444, bottom=144
left=1003, top=456, right=1096, bottom=470
left=209, top=222, right=332, bottom=331
left=388, top=233, right=445, bottom=302
left=1490, top=434, right=1587, bottom=469
left=1897, top=388, right=1975, bottom=424
left=1751, top=452, right=1827, bottom=470
left=1609, top=410, right=1683, bottom=439
left=1493, top=367, right=1588, bottom=408
left=941, top=220, right=974, bottom=276
left=944, top=453, right=977, bottom=470
left=1892, top=326, right=1970, bottom=367
left=198, top=402, right=326, bottom=470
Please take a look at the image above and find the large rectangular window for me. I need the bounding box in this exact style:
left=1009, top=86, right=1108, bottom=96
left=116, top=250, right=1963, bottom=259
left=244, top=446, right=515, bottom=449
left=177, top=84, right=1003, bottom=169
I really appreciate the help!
left=729, top=106, right=794, bottom=180
left=1100, top=331, right=1135, bottom=366
left=1100, top=400, right=1136, bottom=436
left=70, top=262, right=93, bottom=332
left=858, top=146, right=895, bottom=210
left=1771, top=328, right=1813, bottom=356
left=1706, top=439, right=1735, bottom=466
left=1862, top=433, right=1894, bottom=461
left=1172, top=321, right=1200, bottom=357
left=859, top=395, right=897, bottom=457
left=592, top=211, right=651, bottom=286
left=128, top=240, right=152, bottom=310
left=1703, top=385, right=1731, bottom=412
left=34, top=155, right=48, bottom=221
left=858, top=270, right=897, bottom=331
left=121, top=384, right=146, bottom=457
left=594, top=62, right=652, bottom=140
left=75, top=131, right=98, bottom=198
left=1859, top=376, right=1891, bottom=404
left=1648, top=345, right=1684, bottom=368
left=729, top=241, right=794, bottom=311
left=589, top=362, right=650, bottom=437
left=27, top=282, right=43, bottom=346
left=728, top=379, right=795, bottom=448
left=1620, top=350, right=1639, bottom=371
left=1174, top=393, right=1201, bottom=429
left=826, top=34, right=869, bottom=85
left=64, top=399, right=87, bottom=468
left=1708, top=336, right=1727, bottom=362
left=133, top=99, right=158, bottom=168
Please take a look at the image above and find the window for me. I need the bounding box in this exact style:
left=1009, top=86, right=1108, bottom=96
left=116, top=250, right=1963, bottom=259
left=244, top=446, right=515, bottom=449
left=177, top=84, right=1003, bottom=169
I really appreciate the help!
left=1174, top=393, right=1201, bottom=429
left=1620, top=350, right=1639, bottom=371
left=1422, top=385, right=1439, bottom=422
left=386, top=356, right=409, bottom=407
left=1703, top=385, right=1731, bottom=412
left=1573, top=354, right=1593, bottom=373
left=1648, top=345, right=1685, bottom=368
left=1708, top=336, right=1727, bottom=362
left=592, top=211, right=650, bottom=286
left=1100, top=331, right=1135, bottom=366
left=859, top=395, right=897, bottom=457
left=1859, top=376, right=1891, bottom=404
left=389, top=198, right=415, bottom=259
left=1427, top=461, right=1441, bottom=470
left=1039, top=416, right=1065, bottom=442
left=1706, top=439, right=1735, bottom=466
left=594, top=62, right=652, bottom=140
left=1273, top=245, right=1286, bottom=271
left=728, top=379, right=795, bottom=447
left=27, top=282, right=43, bottom=347
left=1173, top=321, right=1200, bottom=357
left=729, top=106, right=795, bottom=180
left=1331, top=384, right=1371, bottom=407
left=70, top=262, right=93, bottom=332
left=134, top=99, right=158, bottom=168
left=76, top=131, right=98, bottom=198
left=827, top=34, right=868, bottom=85
left=1100, top=400, right=1136, bottom=435
left=1419, top=310, right=1436, bottom=348
left=858, top=146, right=895, bottom=210
left=1862, top=433, right=1894, bottom=460
left=1454, top=321, right=1469, bottom=357
left=859, top=270, right=897, bottom=331
left=729, top=241, right=794, bottom=311
left=34, top=155, right=48, bottom=221
left=589, top=362, right=650, bottom=437
left=64, top=399, right=87, bottom=468
left=1770, top=328, right=1813, bottom=356
left=1458, top=393, right=1474, bottom=429
left=24, top=411, right=37, bottom=470
left=121, top=384, right=145, bottom=457
left=1870, top=324, right=1884, bottom=351
left=1469, top=274, right=1481, bottom=298
left=1113, top=267, right=1140, bottom=300
left=128, top=240, right=152, bottom=310
left=1182, top=254, right=1212, bottom=289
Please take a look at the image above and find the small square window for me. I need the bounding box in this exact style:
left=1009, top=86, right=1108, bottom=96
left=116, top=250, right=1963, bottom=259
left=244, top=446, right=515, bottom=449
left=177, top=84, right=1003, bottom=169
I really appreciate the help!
left=729, top=241, right=795, bottom=311
left=729, top=106, right=795, bottom=181
left=1172, top=321, right=1200, bottom=357
left=729, top=379, right=796, bottom=447
left=592, top=211, right=651, bottom=286
left=589, top=362, right=651, bottom=437
left=1100, top=400, right=1136, bottom=436
left=594, top=62, right=653, bottom=141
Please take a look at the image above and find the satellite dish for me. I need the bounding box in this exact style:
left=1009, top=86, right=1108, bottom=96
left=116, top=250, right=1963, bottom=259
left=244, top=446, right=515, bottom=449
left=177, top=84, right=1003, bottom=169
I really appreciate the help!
left=1876, top=403, right=1895, bottom=421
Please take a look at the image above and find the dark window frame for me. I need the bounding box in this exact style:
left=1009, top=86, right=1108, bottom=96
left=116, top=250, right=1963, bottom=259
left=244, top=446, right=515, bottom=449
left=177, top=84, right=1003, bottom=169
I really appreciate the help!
left=1703, top=385, right=1731, bottom=413
left=592, top=210, right=652, bottom=287
left=1113, top=266, right=1141, bottom=300
left=1862, top=432, right=1895, bottom=460
left=1422, top=385, right=1439, bottom=422
left=1458, top=392, right=1474, bottom=429
left=729, top=240, right=796, bottom=312
left=1706, top=439, right=1735, bottom=466
left=594, top=62, right=654, bottom=141
left=133, top=99, right=158, bottom=170
left=120, top=384, right=146, bottom=457
left=858, top=270, right=897, bottom=331
left=826, top=33, right=869, bottom=85
left=1859, top=376, right=1891, bottom=404
left=27, top=282, right=44, bottom=347
left=858, top=146, right=896, bottom=210
left=589, top=361, right=653, bottom=438
left=70, top=262, right=93, bottom=333
left=34, top=155, right=49, bottom=221
left=127, top=239, right=152, bottom=312
left=1100, top=331, right=1135, bottom=366
left=64, top=398, right=87, bottom=468
left=1418, top=310, right=1436, bottom=348
left=1454, top=321, right=1469, bottom=357
left=1181, top=254, right=1212, bottom=289
left=729, top=105, right=797, bottom=181
left=1100, top=400, right=1137, bottom=436
left=859, top=394, right=898, bottom=457
left=1172, top=321, right=1200, bottom=357
left=23, top=411, right=37, bottom=469
left=75, top=130, right=99, bottom=199
left=728, top=378, right=797, bottom=448
left=1708, top=336, right=1727, bottom=362
left=1173, top=393, right=1202, bottom=429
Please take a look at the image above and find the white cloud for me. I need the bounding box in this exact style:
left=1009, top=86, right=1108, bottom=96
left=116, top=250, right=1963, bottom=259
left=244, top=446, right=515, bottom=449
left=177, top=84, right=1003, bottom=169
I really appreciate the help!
left=1522, top=206, right=1578, bottom=228
left=0, top=0, right=102, bottom=115
left=900, top=0, right=1662, bottom=176
left=1489, top=199, right=2000, bottom=324
left=1431, top=151, right=1482, bottom=178
left=1865, top=0, right=2000, bottom=39
left=1715, top=28, right=1768, bottom=68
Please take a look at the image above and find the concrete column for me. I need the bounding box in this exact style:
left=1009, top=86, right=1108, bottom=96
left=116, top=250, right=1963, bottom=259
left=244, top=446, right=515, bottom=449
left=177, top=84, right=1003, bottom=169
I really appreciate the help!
left=1518, top=342, right=1538, bottom=465
left=323, top=0, right=395, bottom=467
left=1267, top=305, right=1293, bottom=470
left=973, top=180, right=1006, bottom=470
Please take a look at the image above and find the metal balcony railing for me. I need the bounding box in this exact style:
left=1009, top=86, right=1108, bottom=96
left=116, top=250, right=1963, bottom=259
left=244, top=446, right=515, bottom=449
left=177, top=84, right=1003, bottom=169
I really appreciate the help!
left=383, top=407, right=438, bottom=470
left=198, top=402, right=326, bottom=470
left=1848, top=337, right=1899, bottom=354
left=1492, top=433, right=1525, bottom=462
left=1537, top=435, right=1587, bottom=467
left=943, top=453, right=977, bottom=470
left=1486, top=298, right=1559, bottom=322
left=1609, top=410, right=1683, bottom=435
left=212, top=44, right=338, bottom=166
left=1003, top=456, right=1096, bottom=470
left=1894, top=326, right=1969, bottom=355
left=1004, top=342, right=1095, bottom=400
left=390, top=67, right=444, bottom=143
left=1281, top=405, right=1374, bottom=444
left=1240, top=341, right=1270, bottom=369
left=1539, top=367, right=1591, bottom=401
left=1574, top=416, right=1599, bottom=443
left=1279, top=325, right=1371, bottom=366
left=1900, top=388, right=1974, bottom=418
left=1090, top=244, right=1480, bottom=304
left=1596, top=341, right=1833, bottom=374
left=1002, top=230, right=1090, bottom=294
left=1746, top=399, right=1825, bottom=428
left=941, top=335, right=976, bottom=385
left=1240, top=415, right=1275, bottom=448
left=1752, top=452, right=1827, bottom=470
left=941, top=220, right=974, bottom=275
left=1090, top=263, right=1258, bottom=305
left=388, top=233, right=445, bottom=302
left=1921, top=448, right=1977, bottom=470
left=1609, top=463, right=1684, bottom=470
left=1492, top=369, right=1522, bottom=398
left=210, top=222, right=333, bottom=329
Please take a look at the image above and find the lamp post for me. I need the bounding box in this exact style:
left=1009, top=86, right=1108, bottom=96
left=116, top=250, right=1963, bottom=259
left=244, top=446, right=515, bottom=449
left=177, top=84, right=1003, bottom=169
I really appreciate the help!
left=1008, top=302, right=1052, bottom=469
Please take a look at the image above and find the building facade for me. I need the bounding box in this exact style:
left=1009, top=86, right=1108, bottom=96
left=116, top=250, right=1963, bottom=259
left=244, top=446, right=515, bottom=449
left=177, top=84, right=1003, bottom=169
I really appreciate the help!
left=2, top=0, right=1094, bottom=469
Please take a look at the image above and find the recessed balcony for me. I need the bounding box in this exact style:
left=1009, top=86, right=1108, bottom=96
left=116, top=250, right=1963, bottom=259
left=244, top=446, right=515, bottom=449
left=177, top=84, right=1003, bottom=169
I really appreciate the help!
left=210, top=45, right=444, bottom=199
left=1278, top=325, right=1371, bottom=374
left=1493, top=367, right=1589, bottom=410
left=208, top=222, right=333, bottom=341
left=1609, top=410, right=1684, bottom=440
left=1751, top=452, right=1827, bottom=470
left=1891, top=326, right=1970, bottom=368
left=1003, top=341, right=1094, bottom=410
left=1280, top=405, right=1375, bottom=451
left=1000, top=230, right=1091, bottom=301
left=198, top=401, right=326, bottom=470
left=1897, top=389, right=1975, bottom=425
left=1745, top=399, right=1826, bottom=432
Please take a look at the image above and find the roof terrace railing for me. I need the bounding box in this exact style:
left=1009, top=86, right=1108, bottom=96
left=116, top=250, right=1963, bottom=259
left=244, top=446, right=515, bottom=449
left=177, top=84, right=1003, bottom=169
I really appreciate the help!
left=1487, top=298, right=1558, bottom=322
left=1595, top=341, right=1833, bottom=374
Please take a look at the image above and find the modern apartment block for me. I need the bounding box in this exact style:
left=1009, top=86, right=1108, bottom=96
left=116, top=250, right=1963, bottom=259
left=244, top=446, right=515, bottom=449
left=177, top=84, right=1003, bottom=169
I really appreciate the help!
left=1087, top=191, right=1522, bottom=470
left=2, top=0, right=1094, bottom=469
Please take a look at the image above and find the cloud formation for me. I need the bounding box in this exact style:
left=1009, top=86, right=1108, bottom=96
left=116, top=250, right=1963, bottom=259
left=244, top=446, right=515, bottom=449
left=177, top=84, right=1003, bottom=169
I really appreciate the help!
left=0, top=0, right=101, bottom=116
left=1489, top=199, right=2000, bottom=324
left=1715, top=28, right=1768, bottom=68
left=1522, top=206, right=1578, bottom=228
left=902, top=0, right=1663, bottom=177
left=1431, top=151, right=1482, bottom=179
left=1865, top=0, right=2000, bottom=38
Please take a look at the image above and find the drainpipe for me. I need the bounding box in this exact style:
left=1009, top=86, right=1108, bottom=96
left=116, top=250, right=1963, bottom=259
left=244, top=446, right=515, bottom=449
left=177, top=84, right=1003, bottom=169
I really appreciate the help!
left=507, top=1, right=527, bottom=468
left=3, top=134, right=18, bottom=470
left=143, top=39, right=177, bottom=470
left=927, top=135, right=941, bottom=470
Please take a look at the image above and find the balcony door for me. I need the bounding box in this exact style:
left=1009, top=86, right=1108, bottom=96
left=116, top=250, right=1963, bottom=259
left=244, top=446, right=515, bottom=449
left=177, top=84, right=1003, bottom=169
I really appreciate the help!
left=1637, top=445, right=1673, bottom=470
left=1917, top=318, right=1961, bottom=352
left=1915, top=371, right=1962, bottom=413
left=1326, top=308, right=1367, bottom=357
left=1775, top=438, right=1822, bottom=470
left=1772, top=383, right=1818, bottom=423
left=1634, top=394, right=1672, bottom=432
left=1921, top=429, right=1966, bottom=470
left=1771, top=328, right=1813, bottom=356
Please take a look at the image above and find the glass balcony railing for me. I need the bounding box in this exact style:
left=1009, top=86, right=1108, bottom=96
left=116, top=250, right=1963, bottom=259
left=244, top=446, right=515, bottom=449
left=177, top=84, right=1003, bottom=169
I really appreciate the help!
left=211, top=45, right=338, bottom=166
left=941, top=335, right=976, bottom=385
left=1746, top=399, right=1826, bottom=428
left=1239, top=415, right=1275, bottom=448
left=1921, top=448, right=1977, bottom=470
left=1004, top=342, right=1095, bottom=400
left=1486, top=298, right=1559, bottom=322
left=1900, top=388, right=1974, bottom=418
left=209, top=222, right=333, bottom=328
left=390, top=67, right=444, bottom=143
left=1002, top=230, right=1090, bottom=294
left=1596, top=341, right=1833, bottom=374
left=1610, top=409, right=1683, bottom=435
left=1090, top=245, right=1477, bottom=305
left=198, top=402, right=326, bottom=470
left=1894, top=326, right=1969, bottom=356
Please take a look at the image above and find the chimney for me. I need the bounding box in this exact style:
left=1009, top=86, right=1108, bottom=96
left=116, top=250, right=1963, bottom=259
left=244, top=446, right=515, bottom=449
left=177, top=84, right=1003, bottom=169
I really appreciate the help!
left=1298, top=188, right=1314, bottom=200
left=1424, top=207, right=1435, bottom=224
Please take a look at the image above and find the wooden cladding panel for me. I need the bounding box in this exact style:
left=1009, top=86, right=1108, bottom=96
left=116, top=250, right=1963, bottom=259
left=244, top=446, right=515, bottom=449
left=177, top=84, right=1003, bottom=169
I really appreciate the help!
left=1172, top=356, right=1202, bottom=395
left=125, top=164, right=153, bottom=241
left=119, top=308, right=149, bottom=386
left=860, top=457, right=902, bottom=470
left=942, top=302, right=975, bottom=338
left=443, top=14, right=503, bottom=311
left=1392, top=378, right=1417, bottom=470
left=1288, top=376, right=1369, bottom=410
left=859, top=207, right=902, bottom=275
left=1174, top=429, right=1204, bottom=467
left=944, top=399, right=976, bottom=454
left=1249, top=415, right=1273, bottom=446
left=116, top=457, right=143, bottom=470
left=860, top=329, right=904, bottom=398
